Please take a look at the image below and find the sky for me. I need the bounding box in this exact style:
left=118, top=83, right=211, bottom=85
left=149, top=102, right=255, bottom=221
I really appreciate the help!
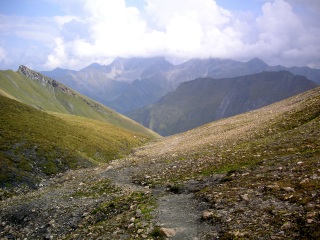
left=0, top=0, right=320, bottom=71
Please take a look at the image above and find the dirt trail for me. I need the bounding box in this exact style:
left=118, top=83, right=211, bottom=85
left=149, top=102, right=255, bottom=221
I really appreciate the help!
left=101, top=159, right=210, bottom=239
left=155, top=193, right=211, bottom=239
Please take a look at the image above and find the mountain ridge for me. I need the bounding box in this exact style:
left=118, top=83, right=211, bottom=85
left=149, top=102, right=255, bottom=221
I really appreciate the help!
left=41, top=57, right=320, bottom=114
left=129, top=70, right=318, bottom=136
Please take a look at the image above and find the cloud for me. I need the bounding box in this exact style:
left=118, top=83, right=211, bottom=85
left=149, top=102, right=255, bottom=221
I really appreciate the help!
left=250, top=0, right=320, bottom=67
left=47, top=0, right=243, bottom=67
left=46, top=0, right=149, bottom=67
left=1, top=0, right=319, bottom=70
left=45, top=37, right=67, bottom=69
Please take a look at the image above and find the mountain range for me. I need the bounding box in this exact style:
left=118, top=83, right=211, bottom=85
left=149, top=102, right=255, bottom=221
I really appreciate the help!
left=41, top=57, right=320, bottom=114
left=129, top=71, right=318, bottom=136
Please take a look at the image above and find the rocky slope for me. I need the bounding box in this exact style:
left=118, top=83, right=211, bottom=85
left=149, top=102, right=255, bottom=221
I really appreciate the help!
left=129, top=71, right=318, bottom=136
left=1, top=87, right=319, bottom=239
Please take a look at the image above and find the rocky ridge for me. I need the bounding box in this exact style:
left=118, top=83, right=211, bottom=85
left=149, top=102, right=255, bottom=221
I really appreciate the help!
left=18, top=65, right=75, bottom=96
left=18, top=65, right=112, bottom=113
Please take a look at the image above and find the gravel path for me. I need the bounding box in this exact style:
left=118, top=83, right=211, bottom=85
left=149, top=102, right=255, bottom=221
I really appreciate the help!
left=155, top=193, right=211, bottom=239
left=101, top=160, right=212, bottom=239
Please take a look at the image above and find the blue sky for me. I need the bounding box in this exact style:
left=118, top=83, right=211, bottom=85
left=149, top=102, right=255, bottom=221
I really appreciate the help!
left=2, top=0, right=64, bottom=16
left=0, top=0, right=319, bottom=70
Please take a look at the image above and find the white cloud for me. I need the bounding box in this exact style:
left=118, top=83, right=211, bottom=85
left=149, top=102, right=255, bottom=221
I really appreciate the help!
left=1, top=0, right=319, bottom=70
left=45, top=37, right=67, bottom=69
left=50, top=0, right=243, bottom=66
left=145, top=0, right=232, bottom=29
left=54, top=15, right=77, bottom=28
left=249, top=0, right=320, bottom=67
left=144, top=0, right=241, bottom=59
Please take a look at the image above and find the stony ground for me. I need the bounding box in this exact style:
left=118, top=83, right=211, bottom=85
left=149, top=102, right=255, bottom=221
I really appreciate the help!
left=1, top=88, right=320, bottom=239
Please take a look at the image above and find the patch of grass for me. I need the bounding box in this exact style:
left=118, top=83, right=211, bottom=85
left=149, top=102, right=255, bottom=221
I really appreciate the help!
left=67, top=191, right=157, bottom=239
left=71, top=179, right=118, bottom=198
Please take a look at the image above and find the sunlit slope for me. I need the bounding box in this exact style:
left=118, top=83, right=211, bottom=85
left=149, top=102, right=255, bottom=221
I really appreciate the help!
left=0, top=95, right=152, bottom=188
left=0, top=66, right=158, bottom=138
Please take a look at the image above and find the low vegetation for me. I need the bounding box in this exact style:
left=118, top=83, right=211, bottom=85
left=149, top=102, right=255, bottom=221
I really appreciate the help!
left=0, top=95, right=153, bottom=190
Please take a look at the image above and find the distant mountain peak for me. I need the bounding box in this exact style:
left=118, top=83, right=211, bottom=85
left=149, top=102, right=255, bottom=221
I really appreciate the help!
left=88, top=62, right=102, bottom=67
left=81, top=62, right=105, bottom=71
left=247, top=58, right=268, bottom=68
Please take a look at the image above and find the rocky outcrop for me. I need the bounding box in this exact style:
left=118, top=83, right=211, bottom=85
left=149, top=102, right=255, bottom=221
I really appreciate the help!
left=18, top=65, right=75, bottom=96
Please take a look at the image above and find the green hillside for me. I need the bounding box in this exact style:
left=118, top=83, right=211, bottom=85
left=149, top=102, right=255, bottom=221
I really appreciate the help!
left=0, top=95, right=153, bottom=189
left=0, top=66, right=158, bottom=138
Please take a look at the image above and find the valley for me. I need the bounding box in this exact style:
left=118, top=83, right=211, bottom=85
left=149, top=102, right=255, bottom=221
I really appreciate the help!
left=1, top=86, right=319, bottom=239
left=40, top=57, right=319, bottom=136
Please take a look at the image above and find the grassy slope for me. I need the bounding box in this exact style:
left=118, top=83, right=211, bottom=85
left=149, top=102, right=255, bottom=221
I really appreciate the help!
left=0, top=95, right=152, bottom=189
left=0, top=69, right=158, bottom=138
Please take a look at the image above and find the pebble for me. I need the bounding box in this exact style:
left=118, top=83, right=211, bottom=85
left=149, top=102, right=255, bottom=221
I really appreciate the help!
left=202, top=210, right=214, bottom=220
left=282, top=187, right=295, bottom=192
left=240, top=194, right=249, bottom=201
left=136, top=209, right=142, bottom=218
left=159, top=228, right=177, bottom=237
